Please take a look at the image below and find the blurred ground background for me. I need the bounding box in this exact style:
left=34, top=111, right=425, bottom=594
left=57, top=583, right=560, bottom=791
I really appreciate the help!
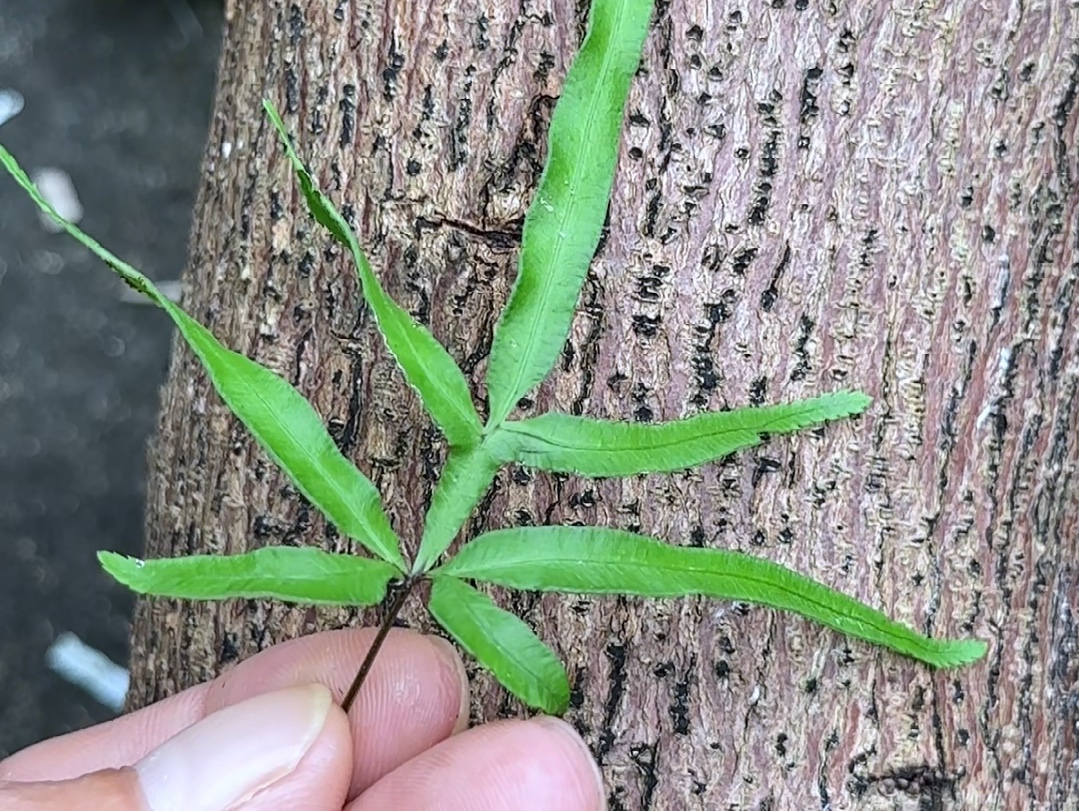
left=0, top=0, right=221, bottom=756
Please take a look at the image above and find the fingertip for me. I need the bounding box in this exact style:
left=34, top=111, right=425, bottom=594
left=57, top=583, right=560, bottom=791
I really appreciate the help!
left=0, top=687, right=357, bottom=811
left=310, top=697, right=354, bottom=780
left=531, top=717, right=606, bottom=810
left=238, top=690, right=354, bottom=811
left=135, top=684, right=346, bottom=811
left=351, top=716, right=606, bottom=811
left=0, top=768, right=143, bottom=811
left=193, top=627, right=467, bottom=794
left=426, top=635, right=469, bottom=734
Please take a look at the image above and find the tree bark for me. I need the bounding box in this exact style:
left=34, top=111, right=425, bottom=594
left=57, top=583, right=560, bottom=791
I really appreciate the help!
left=129, top=1, right=1078, bottom=808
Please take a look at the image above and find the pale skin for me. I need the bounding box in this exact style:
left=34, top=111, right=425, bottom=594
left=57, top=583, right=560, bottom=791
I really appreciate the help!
left=0, top=628, right=604, bottom=811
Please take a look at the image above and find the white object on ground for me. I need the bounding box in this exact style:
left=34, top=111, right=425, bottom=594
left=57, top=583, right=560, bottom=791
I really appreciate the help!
left=31, top=168, right=83, bottom=233
left=45, top=632, right=130, bottom=712
left=0, top=89, right=24, bottom=128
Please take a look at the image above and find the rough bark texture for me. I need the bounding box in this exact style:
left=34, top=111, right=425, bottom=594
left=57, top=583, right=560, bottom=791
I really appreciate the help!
left=128, top=1, right=1078, bottom=808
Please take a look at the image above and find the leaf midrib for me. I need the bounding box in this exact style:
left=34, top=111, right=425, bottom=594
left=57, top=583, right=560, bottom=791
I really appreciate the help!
left=212, top=335, right=398, bottom=565
left=1, top=150, right=396, bottom=559
left=504, top=408, right=829, bottom=454
left=494, top=0, right=629, bottom=426
left=350, top=241, right=480, bottom=444
left=452, top=552, right=953, bottom=657
left=272, top=111, right=480, bottom=446
left=461, top=593, right=554, bottom=686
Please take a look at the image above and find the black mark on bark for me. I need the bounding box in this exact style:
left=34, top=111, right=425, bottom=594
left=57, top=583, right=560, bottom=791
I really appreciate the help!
left=339, top=84, right=356, bottom=147
left=597, top=642, right=627, bottom=761
left=382, top=36, right=406, bottom=100
left=760, top=243, right=791, bottom=311
left=749, top=89, right=782, bottom=225
left=790, top=314, right=816, bottom=381
left=287, top=3, right=304, bottom=45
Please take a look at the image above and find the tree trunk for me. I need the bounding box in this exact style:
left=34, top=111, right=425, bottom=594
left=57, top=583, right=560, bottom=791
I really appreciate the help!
left=128, top=1, right=1078, bottom=808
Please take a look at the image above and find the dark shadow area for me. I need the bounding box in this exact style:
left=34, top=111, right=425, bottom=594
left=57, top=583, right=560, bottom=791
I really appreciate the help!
left=0, top=0, right=222, bottom=756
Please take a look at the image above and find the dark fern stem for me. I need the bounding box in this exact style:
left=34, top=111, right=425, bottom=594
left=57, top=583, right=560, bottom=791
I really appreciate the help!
left=340, top=576, right=418, bottom=713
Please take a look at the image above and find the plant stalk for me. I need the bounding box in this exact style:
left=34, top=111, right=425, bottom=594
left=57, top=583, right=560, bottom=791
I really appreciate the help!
left=340, top=577, right=416, bottom=713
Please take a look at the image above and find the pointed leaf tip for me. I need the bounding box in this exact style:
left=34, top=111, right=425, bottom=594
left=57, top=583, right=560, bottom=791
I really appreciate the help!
left=264, top=99, right=483, bottom=448
left=493, top=390, right=873, bottom=478
left=484, top=0, right=656, bottom=427
left=441, top=526, right=987, bottom=670
left=0, top=141, right=405, bottom=569
left=99, top=546, right=400, bottom=606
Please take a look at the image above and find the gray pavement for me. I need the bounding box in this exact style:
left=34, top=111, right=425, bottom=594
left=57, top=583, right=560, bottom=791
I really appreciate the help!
left=0, top=0, right=221, bottom=756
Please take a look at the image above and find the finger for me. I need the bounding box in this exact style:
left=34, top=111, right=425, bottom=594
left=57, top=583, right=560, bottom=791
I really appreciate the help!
left=350, top=717, right=606, bottom=811
left=1, top=628, right=467, bottom=795
left=0, top=685, right=353, bottom=811
left=205, top=628, right=468, bottom=796
left=0, top=770, right=140, bottom=811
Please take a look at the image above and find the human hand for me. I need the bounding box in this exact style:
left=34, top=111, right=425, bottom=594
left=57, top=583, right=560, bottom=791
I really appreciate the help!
left=0, top=628, right=604, bottom=810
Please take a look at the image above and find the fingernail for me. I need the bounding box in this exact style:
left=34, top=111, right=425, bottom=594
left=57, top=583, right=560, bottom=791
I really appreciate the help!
left=428, top=635, right=470, bottom=734
left=135, top=684, right=332, bottom=811
left=534, top=716, right=606, bottom=810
